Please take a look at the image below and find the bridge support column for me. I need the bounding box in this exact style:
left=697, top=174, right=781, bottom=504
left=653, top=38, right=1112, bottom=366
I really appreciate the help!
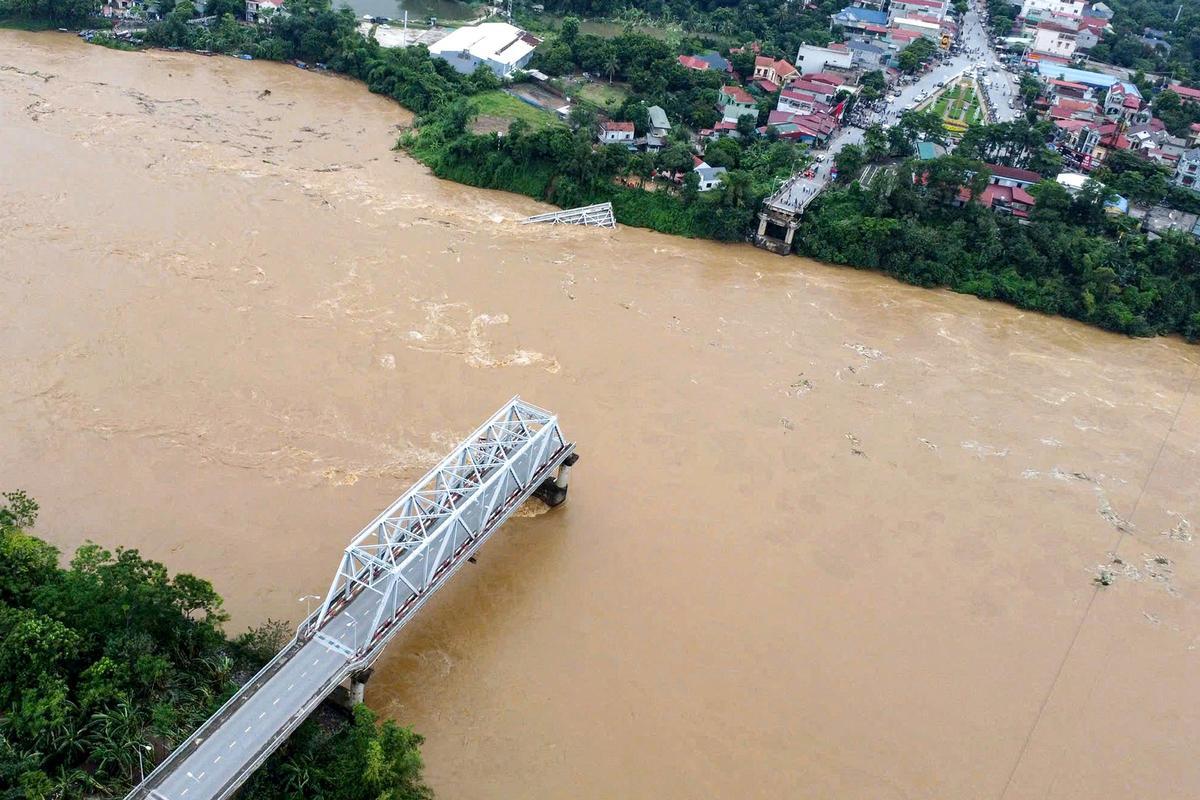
left=533, top=453, right=579, bottom=507
left=349, top=668, right=373, bottom=706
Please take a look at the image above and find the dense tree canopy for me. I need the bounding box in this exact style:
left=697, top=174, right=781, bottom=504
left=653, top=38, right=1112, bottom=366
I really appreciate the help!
left=799, top=156, right=1200, bottom=340
left=0, top=492, right=431, bottom=799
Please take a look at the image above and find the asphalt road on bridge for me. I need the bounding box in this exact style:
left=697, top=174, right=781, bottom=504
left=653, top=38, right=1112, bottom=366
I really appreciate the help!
left=142, top=584, right=392, bottom=800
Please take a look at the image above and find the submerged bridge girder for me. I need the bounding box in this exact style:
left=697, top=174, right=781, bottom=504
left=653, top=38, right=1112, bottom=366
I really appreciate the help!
left=126, top=398, right=577, bottom=800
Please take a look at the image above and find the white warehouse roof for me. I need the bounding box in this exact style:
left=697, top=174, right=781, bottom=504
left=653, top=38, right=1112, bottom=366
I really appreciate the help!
left=429, top=22, right=541, bottom=67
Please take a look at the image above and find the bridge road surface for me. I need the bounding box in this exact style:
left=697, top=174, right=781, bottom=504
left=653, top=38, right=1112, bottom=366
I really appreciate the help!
left=145, top=581, right=389, bottom=800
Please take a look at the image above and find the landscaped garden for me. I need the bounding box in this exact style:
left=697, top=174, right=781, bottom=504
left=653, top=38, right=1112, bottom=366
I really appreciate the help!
left=931, top=80, right=983, bottom=135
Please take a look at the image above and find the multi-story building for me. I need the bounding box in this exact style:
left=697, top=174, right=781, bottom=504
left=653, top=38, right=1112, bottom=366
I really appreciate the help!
left=1032, top=22, right=1079, bottom=59
left=1173, top=148, right=1200, bottom=191
left=795, top=43, right=855, bottom=74
left=1020, top=0, right=1084, bottom=23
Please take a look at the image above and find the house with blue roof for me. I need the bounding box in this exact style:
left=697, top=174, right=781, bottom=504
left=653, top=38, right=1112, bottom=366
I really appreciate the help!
left=832, top=5, right=889, bottom=35
left=1036, top=62, right=1141, bottom=98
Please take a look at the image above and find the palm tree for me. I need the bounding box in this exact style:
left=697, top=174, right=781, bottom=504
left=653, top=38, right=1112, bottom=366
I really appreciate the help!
left=603, top=47, right=619, bottom=84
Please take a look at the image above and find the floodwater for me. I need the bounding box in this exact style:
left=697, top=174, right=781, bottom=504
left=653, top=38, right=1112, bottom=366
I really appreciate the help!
left=2, top=32, right=1199, bottom=800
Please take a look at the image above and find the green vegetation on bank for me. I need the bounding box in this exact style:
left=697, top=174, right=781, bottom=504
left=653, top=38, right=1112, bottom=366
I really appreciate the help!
left=528, top=0, right=844, bottom=60
left=801, top=158, right=1200, bottom=340
left=0, top=491, right=431, bottom=800
left=403, top=98, right=797, bottom=239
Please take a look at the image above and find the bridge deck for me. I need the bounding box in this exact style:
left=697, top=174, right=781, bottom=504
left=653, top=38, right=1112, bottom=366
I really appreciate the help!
left=127, top=398, right=574, bottom=800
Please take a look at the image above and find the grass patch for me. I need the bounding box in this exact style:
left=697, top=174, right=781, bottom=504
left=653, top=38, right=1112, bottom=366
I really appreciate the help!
left=468, top=90, right=560, bottom=132
left=0, top=16, right=66, bottom=30
left=577, top=80, right=628, bottom=108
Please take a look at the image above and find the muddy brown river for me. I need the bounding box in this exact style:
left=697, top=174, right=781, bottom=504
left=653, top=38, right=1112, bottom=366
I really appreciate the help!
left=2, top=31, right=1199, bottom=799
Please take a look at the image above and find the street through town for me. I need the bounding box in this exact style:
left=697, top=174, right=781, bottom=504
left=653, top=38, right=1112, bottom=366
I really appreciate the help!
left=771, top=2, right=1022, bottom=210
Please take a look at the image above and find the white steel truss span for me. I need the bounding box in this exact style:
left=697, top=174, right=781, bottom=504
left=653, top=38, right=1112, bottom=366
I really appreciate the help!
left=309, top=396, right=573, bottom=664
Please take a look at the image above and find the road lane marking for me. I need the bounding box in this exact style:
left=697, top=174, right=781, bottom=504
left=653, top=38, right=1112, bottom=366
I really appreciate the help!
left=228, top=741, right=236, bottom=749
left=197, top=772, right=206, bottom=779
left=287, top=683, right=294, bottom=691
left=273, top=697, right=280, bottom=705
left=245, top=726, right=252, bottom=733
left=258, top=712, right=266, bottom=719
left=181, top=790, right=189, bottom=797
left=301, top=671, right=307, bottom=677
left=213, top=756, right=221, bottom=764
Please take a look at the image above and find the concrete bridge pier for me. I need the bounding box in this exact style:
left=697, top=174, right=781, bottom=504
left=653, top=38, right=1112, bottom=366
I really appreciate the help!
left=349, top=668, right=373, bottom=706
left=533, top=453, right=579, bottom=507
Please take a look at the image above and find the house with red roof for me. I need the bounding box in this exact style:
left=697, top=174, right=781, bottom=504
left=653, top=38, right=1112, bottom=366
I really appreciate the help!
left=958, top=184, right=1038, bottom=219
left=1169, top=83, right=1200, bottom=105
left=985, top=163, right=1043, bottom=189
left=718, top=85, right=759, bottom=123
left=1048, top=78, right=1091, bottom=101
left=1049, top=96, right=1100, bottom=122
left=787, top=78, right=839, bottom=105
left=753, top=55, right=798, bottom=87
left=762, top=109, right=838, bottom=144
left=677, top=55, right=710, bottom=71
left=597, top=120, right=635, bottom=149
left=1189, top=123, right=1200, bottom=148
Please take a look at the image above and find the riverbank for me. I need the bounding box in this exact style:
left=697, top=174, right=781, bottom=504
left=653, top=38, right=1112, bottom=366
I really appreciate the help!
left=0, top=494, right=431, bottom=799
left=29, top=5, right=1199, bottom=343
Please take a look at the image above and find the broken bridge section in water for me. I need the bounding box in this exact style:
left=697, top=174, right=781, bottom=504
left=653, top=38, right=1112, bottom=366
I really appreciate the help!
left=126, top=398, right=578, bottom=800
left=521, top=202, right=616, bottom=228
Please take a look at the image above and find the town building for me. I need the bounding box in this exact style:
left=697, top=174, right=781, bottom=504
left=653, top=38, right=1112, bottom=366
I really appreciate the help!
left=1129, top=205, right=1200, bottom=238
left=246, top=0, right=283, bottom=22
left=677, top=55, right=711, bottom=71
left=986, top=163, right=1043, bottom=189
left=893, top=16, right=942, bottom=41
left=1139, top=27, right=1171, bottom=54
left=646, top=105, right=670, bottom=150
left=763, top=110, right=838, bottom=144
left=888, top=0, right=949, bottom=21
left=1168, top=83, right=1200, bottom=106
left=795, top=42, right=855, bottom=74
left=428, top=22, right=541, bottom=78
left=1037, top=62, right=1141, bottom=100
left=845, top=38, right=887, bottom=68
left=1173, top=148, right=1200, bottom=192
left=718, top=85, right=759, bottom=122
left=966, top=184, right=1038, bottom=218
left=692, top=158, right=727, bottom=191
left=830, top=6, right=889, bottom=37
left=692, top=52, right=732, bottom=72
left=752, top=56, right=798, bottom=91
left=1019, top=0, right=1085, bottom=23
left=1032, top=21, right=1079, bottom=59
left=597, top=120, right=635, bottom=149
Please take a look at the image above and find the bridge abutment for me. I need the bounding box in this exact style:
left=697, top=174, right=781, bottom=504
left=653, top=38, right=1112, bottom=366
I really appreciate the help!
left=754, top=207, right=801, bottom=255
